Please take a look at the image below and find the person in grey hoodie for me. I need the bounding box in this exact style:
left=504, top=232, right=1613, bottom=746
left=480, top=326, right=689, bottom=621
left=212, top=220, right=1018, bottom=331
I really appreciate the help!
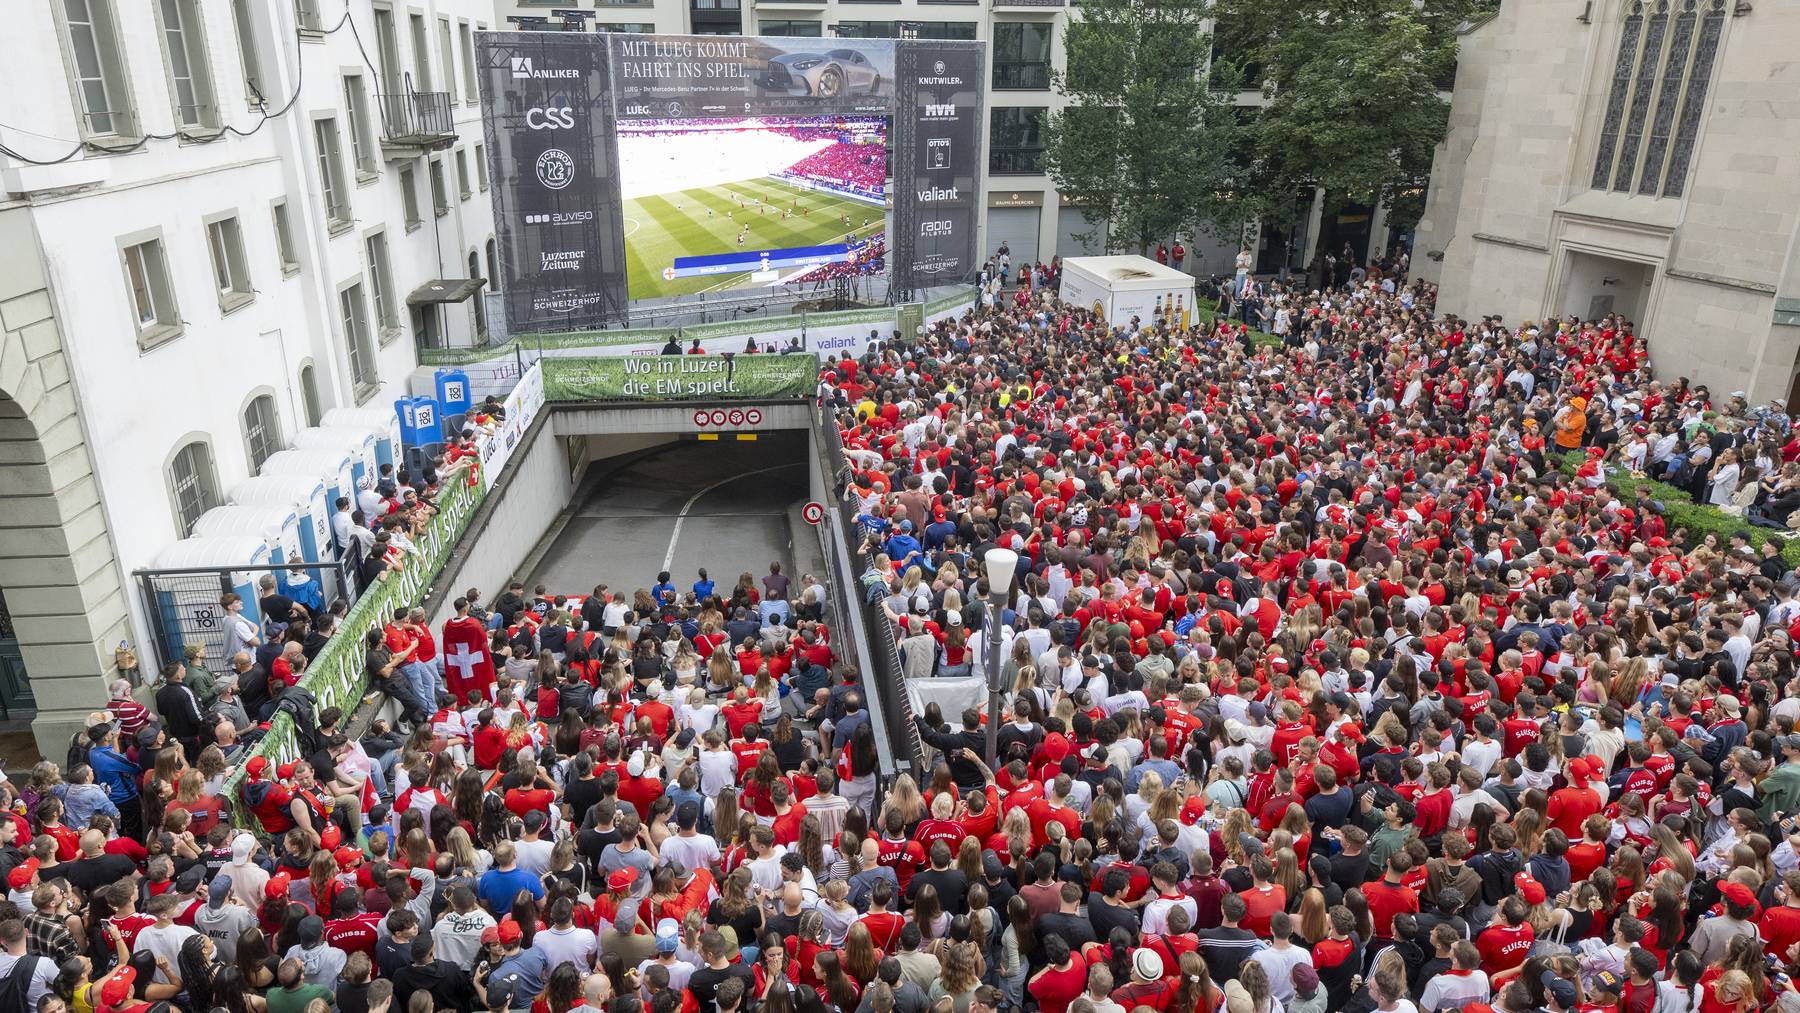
left=52, top=765, right=118, bottom=829
left=286, top=915, right=347, bottom=986
left=194, top=876, right=256, bottom=964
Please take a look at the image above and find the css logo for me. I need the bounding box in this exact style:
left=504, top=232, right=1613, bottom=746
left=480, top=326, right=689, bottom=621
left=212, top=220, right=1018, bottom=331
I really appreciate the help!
left=526, top=106, right=575, bottom=130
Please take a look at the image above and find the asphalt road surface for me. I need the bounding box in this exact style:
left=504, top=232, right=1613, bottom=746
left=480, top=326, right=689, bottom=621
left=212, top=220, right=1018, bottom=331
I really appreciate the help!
left=530, top=432, right=810, bottom=600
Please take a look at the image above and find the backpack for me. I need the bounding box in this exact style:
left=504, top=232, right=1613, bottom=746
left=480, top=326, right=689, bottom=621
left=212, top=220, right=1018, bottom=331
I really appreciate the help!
left=0, top=954, right=45, bottom=1013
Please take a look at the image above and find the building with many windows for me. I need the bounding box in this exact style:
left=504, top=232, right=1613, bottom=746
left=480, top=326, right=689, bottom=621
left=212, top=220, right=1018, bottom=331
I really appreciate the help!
left=1414, top=0, right=1800, bottom=403
left=0, top=0, right=496, bottom=752
left=492, top=0, right=1232, bottom=271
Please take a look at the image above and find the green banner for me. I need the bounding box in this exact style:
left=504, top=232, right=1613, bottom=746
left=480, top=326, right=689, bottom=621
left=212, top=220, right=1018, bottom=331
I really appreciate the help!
left=544, top=353, right=815, bottom=401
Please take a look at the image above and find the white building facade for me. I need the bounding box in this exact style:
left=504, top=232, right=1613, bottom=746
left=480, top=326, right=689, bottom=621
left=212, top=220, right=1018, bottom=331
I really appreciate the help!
left=1414, top=0, right=1800, bottom=403
left=0, top=0, right=498, bottom=753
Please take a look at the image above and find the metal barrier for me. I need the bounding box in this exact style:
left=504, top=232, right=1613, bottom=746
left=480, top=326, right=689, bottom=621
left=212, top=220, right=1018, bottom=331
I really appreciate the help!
left=811, top=401, right=925, bottom=776
left=133, top=558, right=357, bottom=675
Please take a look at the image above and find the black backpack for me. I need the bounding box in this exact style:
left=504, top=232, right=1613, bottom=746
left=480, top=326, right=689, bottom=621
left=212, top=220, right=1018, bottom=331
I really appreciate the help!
left=0, top=954, right=45, bottom=1013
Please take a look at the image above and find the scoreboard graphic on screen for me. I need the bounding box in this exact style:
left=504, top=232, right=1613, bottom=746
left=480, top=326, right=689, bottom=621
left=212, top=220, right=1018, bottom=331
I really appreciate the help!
left=477, top=32, right=984, bottom=333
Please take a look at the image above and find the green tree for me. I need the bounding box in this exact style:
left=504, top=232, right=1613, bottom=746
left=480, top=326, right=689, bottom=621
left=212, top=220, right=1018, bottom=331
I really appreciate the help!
left=1042, top=0, right=1239, bottom=254
left=1219, top=0, right=1485, bottom=215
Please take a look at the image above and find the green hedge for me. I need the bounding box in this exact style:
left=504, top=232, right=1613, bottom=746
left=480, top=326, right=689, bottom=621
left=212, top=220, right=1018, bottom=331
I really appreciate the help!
left=1555, top=451, right=1800, bottom=567
left=222, top=475, right=488, bottom=833
left=1193, top=297, right=1283, bottom=348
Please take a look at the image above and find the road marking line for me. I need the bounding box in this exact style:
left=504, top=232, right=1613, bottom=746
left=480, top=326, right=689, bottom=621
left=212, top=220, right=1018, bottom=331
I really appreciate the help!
left=661, top=462, right=804, bottom=571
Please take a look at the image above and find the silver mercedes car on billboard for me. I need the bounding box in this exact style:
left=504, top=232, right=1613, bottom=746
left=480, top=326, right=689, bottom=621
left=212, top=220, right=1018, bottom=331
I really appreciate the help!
left=758, top=49, right=883, bottom=98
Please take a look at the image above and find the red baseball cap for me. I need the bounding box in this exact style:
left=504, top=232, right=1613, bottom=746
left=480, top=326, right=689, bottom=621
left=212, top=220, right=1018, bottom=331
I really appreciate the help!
left=1721, top=881, right=1757, bottom=909
left=480, top=925, right=502, bottom=945
left=319, top=824, right=342, bottom=850
left=606, top=867, right=639, bottom=893
left=1513, top=872, right=1547, bottom=905
left=101, top=967, right=138, bottom=1008
left=6, top=857, right=38, bottom=890
left=245, top=756, right=268, bottom=779
left=1179, top=797, right=1209, bottom=826
left=334, top=847, right=363, bottom=869
left=497, top=919, right=523, bottom=945
left=265, top=872, right=292, bottom=899
left=276, top=761, right=299, bottom=781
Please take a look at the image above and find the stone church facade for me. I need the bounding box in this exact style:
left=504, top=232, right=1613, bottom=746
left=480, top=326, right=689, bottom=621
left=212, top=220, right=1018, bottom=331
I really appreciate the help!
left=1413, top=0, right=1800, bottom=403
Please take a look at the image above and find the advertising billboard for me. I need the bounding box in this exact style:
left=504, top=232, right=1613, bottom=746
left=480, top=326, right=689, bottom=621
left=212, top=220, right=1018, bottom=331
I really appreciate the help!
left=477, top=32, right=984, bottom=332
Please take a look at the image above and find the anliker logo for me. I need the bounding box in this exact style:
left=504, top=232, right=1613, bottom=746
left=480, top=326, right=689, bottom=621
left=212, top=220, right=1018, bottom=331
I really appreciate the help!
left=535, top=148, right=575, bottom=190
left=511, top=57, right=580, bottom=80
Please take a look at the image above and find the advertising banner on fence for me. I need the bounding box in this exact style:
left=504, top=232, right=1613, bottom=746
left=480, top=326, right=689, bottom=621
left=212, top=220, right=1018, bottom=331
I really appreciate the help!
left=477, top=362, right=546, bottom=489
left=478, top=32, right=985, bottom=331
left=543, top=353, right=815, bottom=401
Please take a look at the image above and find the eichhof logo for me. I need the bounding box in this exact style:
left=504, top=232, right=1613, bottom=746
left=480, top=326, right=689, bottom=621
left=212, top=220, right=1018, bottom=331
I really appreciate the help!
left=535, top=148, right=575, bottom=189
left=511, top=57, right=581, bottom=80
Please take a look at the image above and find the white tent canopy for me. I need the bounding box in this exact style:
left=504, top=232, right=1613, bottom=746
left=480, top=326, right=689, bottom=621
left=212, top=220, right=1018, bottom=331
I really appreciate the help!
left=1058, top=255, right=1196, bottom=328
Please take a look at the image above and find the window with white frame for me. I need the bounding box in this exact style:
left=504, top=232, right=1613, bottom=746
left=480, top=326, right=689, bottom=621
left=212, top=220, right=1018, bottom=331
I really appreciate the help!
left=242, top=394, right=282, bottom=474
left=456, top=148, right=472, bottom=199
left=339, top=282, right=377, bottom=395
left=410, top=14, right=433, bottom=91
left=459, top=23, right=478, bottom=103
left=475, top=143, right=489, bottom=191
left=205, top=214, right=253, bottom=309
left=298, top=363, right=323, bottom=427
left=365, top=231, right=399, bottom=337
left=430, top=158, right=449, bottom=215
left=121, top=236, right=180, bottom=344
left=230, top=0, right=264, bottom=103
left=168, top=440, right=220, bottom=536
left=59, top=0, right=138, bottom=140
left=314, top=117, right=352, bottom=228
left=438, top=19, right=456, bottom=104
left=157, top=0, right=219, bottom=129
left=272, top=199, right=300, bottom=275
left=1591, top=0, right=1728, bottom=199
left=295, top=0, right=324, bottom=32
left=343, top=75, right=378, bottom=178
left=400, top=165, right=422, bottom=229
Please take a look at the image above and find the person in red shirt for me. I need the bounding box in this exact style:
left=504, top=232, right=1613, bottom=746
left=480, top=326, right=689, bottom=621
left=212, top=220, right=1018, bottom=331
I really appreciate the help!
left=1361, top=852, right=1420, bottom=939
left=916, top=792, right=969, bottom=854
left=856, top=880, right=905, bottom=952
left=322, top=886, right=381, bottom=957
left=1235, top=855, right=1288, bottom=938
left=1028, top=935, right=1089, bottom=1013
left=1257, top=768, right=1304, bottom=833
left=1025, top=776, right=1082, bottom=849
left=502, top=756, right=558, bottom=820
left=1414, top=765, right=1454, bottom=839
left=1758, top=869, right=1800, bottom=959
left=1566, top=814, right=1610, bottom=884
left=1475, top=892, right=1537, bottom=976
left=768, top=781, right=808, bottom=848
left=1547, top=756, right=1605, bottom=840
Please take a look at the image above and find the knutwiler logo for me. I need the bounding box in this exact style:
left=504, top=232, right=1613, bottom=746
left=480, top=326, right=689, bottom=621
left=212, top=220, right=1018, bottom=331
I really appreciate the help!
left=511, top=57, right=580, bottom=80
left=917, top=76, right=963, bottom=86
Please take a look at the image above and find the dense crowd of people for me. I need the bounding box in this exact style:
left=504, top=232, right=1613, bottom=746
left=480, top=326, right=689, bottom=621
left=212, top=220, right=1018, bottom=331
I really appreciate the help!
left=17, top=248, right=1800, bottom=1013
left=775, top=141, right=886, bottom=200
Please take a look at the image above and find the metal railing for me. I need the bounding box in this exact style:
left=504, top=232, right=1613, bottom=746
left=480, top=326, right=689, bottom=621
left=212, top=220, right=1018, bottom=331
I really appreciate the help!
left=813, top=400, right=924, bottom=775
left=378, top=90, right=454, bottom=144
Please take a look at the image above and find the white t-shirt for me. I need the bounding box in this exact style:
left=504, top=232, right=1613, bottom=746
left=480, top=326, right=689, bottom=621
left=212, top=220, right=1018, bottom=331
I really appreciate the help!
left=136, top=923, right=199, bottom=983
left=0, top=951, right=57, bottom=1007
left=532, top=925, right=598, bottom=971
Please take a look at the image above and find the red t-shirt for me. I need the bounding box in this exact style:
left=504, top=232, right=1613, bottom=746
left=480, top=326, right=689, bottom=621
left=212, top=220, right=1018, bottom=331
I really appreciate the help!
left=504, top=787, right=557, bottom=819
left=1029, top=955, right=1089, bottom=1013
left=1361, top=879, right=1419, bottom=937
left=324, top=912, right=382, bottom=956
left=1476, top=922, right=1535, bottom=975
left=1237, top=884, right=1287, bottom=938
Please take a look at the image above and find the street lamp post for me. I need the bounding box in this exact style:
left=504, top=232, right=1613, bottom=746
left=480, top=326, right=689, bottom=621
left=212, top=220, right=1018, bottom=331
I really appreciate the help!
left=981, top=547, right=1018, bottom=768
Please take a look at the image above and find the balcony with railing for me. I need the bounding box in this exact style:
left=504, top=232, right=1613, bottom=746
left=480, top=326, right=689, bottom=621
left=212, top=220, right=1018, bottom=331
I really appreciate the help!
left=378, top=91, right=456, bottom=157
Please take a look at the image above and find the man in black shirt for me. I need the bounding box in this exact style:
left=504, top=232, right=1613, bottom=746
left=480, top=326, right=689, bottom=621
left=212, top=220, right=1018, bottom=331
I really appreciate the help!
left=1086, top=866, right=1139, bottom=944
left=392, top=934, right=478, bottom=1013
left=61, top=829, right=137, bottom=899
left=687, top=930, right=754, bottom=1013
left=1034, top=881, right=1098, bottom=957
left=905, top=842, right=968, bottom=915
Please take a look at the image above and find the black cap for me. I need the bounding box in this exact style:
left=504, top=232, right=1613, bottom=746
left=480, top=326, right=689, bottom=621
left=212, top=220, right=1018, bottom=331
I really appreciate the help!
left=1540, top=972, right=1577, bottom=1008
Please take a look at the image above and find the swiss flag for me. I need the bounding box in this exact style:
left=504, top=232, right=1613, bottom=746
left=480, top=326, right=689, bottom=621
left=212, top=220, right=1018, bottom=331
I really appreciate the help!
left=440, top=615, right=496, bottom=703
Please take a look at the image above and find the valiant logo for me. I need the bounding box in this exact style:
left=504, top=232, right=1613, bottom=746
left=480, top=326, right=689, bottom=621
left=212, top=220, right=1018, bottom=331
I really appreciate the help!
left=923, top=103, right=956, bottom=118
left=540, top=249, right=586, bottom=271
left=511, top=57, right=580, bottom=80
left=917, top=185, right=959, bottom=202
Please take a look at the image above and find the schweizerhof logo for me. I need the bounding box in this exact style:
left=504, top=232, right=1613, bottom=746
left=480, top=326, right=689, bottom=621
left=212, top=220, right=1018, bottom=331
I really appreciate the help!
left=511, top=57, right=580, bottom=80
left=915, top=256, right=959, bottom=275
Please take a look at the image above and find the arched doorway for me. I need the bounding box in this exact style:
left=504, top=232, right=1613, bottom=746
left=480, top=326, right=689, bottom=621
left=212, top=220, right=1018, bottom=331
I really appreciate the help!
left=0, top=209, right=127, bottom=758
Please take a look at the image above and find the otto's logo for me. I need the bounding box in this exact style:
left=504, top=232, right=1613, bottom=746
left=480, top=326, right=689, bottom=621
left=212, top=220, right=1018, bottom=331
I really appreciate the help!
left=923, top=103, right=956, bottom=118
left=525, top=106, right=575, bottom=130
left=512, top=57, right=581, bottom=80
left=926, top=137, right=951, bottom=170
left=920, top=220, right=953, bottom=237
left=535, top=148, right=575, bottom=189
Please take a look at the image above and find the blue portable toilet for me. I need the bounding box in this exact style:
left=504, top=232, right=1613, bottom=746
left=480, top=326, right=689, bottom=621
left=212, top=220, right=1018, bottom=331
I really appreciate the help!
left=323, top=407, right=404, bottom=473
left=294, top=427, right=380, bottom=492
left=229, top=475, right=332, bottom=563
left=435, top=369, right=471, bottom=433
left=398, top=396, right=446, bottom=476
left=261, top=449, right=358, bottom=543
left=191, top=505, right=302, bottom=566
left=151, top=536, right=279, bottom=666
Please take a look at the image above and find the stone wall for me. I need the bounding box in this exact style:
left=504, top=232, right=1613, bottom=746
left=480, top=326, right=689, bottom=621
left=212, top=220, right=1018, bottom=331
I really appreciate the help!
left=0, top=207, right=127, bottom=757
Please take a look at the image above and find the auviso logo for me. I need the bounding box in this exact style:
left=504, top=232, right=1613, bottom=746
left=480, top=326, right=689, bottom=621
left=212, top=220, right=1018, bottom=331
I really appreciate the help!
left=511, top=57, right=581, bottom=80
